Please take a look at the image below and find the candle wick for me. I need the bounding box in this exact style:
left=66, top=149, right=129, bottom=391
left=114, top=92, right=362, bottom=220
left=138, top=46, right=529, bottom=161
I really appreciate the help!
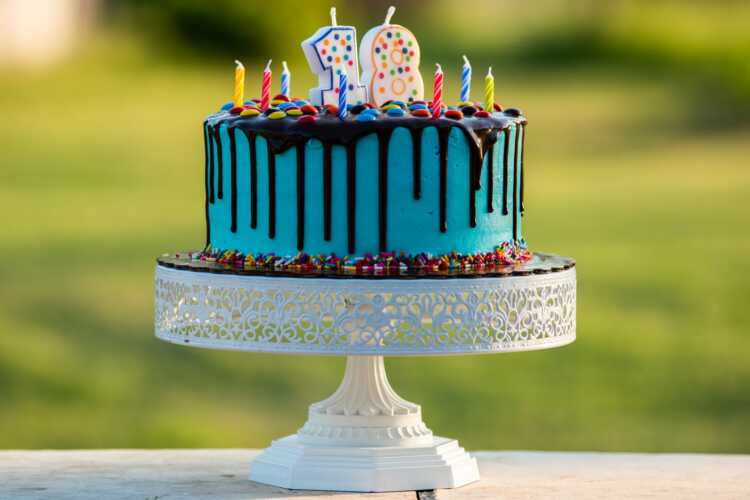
left=282, top=60, right=289, bottom=73
left=235, top=59, right=244, bottom=70
left=488, top=66, right=493, bottom=77
left=435, top=63, right=442, bottom=73
left=462, top=55, right=470, bottom=67
left=330, top=6, right=337, bottom=26
left=265, top=59, right=272, bottom=71
left=384, top=5, right=395, bottom=24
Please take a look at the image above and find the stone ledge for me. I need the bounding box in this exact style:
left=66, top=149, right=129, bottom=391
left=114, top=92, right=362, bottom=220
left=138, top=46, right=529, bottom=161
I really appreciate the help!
left=1, top=449, right=748, bottom=499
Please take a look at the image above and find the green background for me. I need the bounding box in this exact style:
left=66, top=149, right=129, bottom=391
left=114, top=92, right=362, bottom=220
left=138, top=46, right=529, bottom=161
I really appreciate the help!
left=1, top=0, right=749, bottom=452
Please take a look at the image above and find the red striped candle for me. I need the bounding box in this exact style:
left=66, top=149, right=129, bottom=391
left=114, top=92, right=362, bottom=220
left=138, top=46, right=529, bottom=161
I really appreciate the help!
left=261, top=59, right=272, bottom=110
left=432, top=63, right=443, bottom=119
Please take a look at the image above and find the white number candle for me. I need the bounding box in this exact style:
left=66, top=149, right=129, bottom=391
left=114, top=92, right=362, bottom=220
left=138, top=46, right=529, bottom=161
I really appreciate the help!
left=301, top=7, right=367, bottom=107
left=359, top=6, right=424, bottom=106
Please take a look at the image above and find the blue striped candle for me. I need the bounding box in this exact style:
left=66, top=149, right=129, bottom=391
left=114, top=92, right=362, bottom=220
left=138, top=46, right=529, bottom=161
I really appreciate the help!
left=280, top=61, right=291, bottom=98
left=460, top=55, right=471, bottom=103
left=338, top=72, right=347, bottom=119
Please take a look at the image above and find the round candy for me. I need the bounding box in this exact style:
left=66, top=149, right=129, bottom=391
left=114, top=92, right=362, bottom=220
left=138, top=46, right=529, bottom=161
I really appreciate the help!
left=409, top=103, right=427, bottom=111
left=297, top=115, right=316, bottom=124
left=271, top=99, right=285, bottom=107
left=273, top=94, right=290, bottom=102
left=493, top=103, right=504, bottom=112
left=411, top=108, right=430, bottom=117
left=294, top=99, right=308, bottom=106
left=277, top=102, right=295, bottom=110
left=445, top=109, right=464, bottom=120
left=474, top=110, right=490, bottom=118
left=357, top=113, right=377, bottom=122
left=461, top=105, right=477, bottom=116
left=362, top=108, right=380, bottom=116
left=220, top=102, right=234, bottom=111
left=503, top=107, right=522, bottom=117
left=350, top=104, right=368, bottom=115
left=240, top=108, right=261, bottom=117
left=286, top=107, right=303, bottom=116
left=390, top=100, right=407, bottom=108
left=229, top=106, right=244, bottom=115
left=267, top=111, right=287, bottom=120
left=458, top=101, right=474, bottom=107
left=381, top=104, right=401, bottom=111
left=244, top=100, right=257, bottom=107
left=324, top=104, right=339, bottom=115
left=386, top=107, right=406, bottom=117
left=300, top=104, right=318, bottom=115
left=264, top=107, right=280, bottom=116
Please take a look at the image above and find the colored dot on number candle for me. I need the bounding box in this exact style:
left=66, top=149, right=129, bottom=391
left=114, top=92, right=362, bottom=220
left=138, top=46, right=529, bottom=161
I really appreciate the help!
left=346, top=34, right=351, bottom=41
left=376, top=47, right=381, bottom=53
left=387, top=32, right=392, bottom=38
left=327, top=56, right=333, bottom=62
left=379, top=87, right=385, bottom=93
left=379, top=72, right=384, bottom=79
left=405, top=66, right=410, bottom=72
left=348, top=60, right=353, bottom=66
left=324, top=39, right=330, bottom=46
left=334, top=34, right=340, bottom=40
left=396, top=32, right=401, bottom=38
left=335, top=56, right=341, bottom=63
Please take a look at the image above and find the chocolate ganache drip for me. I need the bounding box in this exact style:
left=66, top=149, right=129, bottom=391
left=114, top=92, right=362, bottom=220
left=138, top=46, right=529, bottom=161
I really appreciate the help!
left=205, top=108, right=525, bottom=253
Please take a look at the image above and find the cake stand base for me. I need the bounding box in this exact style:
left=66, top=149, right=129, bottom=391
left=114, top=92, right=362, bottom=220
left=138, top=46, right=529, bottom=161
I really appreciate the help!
left=249, top=356, right=479, bottom=492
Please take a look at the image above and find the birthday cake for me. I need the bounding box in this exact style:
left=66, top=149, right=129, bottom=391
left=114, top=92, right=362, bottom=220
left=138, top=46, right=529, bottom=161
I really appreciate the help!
left=193, top=8, right=532, bottom=275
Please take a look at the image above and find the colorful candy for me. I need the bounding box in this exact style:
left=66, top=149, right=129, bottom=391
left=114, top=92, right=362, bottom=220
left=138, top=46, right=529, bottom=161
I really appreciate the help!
left=240, top=108, right=261, bottom=117
left=267, top=110, right=287, bottom=120
left=386, top=107, right=406, bottom=117
left=297, top=115, right=316, bottom=124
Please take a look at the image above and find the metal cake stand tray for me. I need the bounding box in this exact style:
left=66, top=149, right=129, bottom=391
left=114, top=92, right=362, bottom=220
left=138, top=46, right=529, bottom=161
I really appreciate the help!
left=154, top=252, right=576, bottom=492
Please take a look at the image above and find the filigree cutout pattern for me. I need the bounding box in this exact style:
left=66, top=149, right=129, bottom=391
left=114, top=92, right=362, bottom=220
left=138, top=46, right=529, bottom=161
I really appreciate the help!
left=155, top=265, right=576, bottom=355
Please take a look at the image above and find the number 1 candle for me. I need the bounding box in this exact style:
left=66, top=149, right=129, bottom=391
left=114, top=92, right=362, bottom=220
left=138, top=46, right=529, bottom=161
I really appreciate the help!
left=301, top=7, right=367, bottom=106
left=360, top=6, right=424, bottom=106
left=233, top=60, right=245, bottom=108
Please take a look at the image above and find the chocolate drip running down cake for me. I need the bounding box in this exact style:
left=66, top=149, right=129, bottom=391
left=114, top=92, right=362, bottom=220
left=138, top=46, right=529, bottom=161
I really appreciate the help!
left=198, top=100, right=530, bottom=274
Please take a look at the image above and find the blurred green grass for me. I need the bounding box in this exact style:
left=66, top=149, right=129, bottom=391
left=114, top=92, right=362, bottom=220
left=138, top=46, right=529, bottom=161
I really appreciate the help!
left=1, top=5, right=750, bottom=452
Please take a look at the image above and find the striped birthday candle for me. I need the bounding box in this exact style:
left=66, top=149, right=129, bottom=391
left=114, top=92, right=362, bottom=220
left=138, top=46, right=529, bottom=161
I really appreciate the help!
left=338, top=72, right=348, bottom=119
left=460, top=55, right=471, bottom=103
left=432, top=63, right=443, bottom=119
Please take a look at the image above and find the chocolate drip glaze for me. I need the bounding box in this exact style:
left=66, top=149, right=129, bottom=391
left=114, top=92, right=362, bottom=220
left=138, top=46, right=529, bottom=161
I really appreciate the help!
left=346, top=143, right=356, bottom=254
left=207, top=124, right=215, bottom=204
left=229, top=127, right=238, bottom=233
left=266, top=141, right=276, bottom=239
left=501, top=128, right=510, bottom=216
left=203, top=123, right=211, bottom=245
left=323, top=142, right=332, bottom=241
left=296, top=143, right=306, bottom=250
left=409, top=128, right=422, bottom=199
left=213, top=125, right=224, bottom=200
left=438, top=127, right=450, bottom=233
left=487, top=143, right=495, bottom=213
left=513, top=125, right=520, bottom=241
left=520, top=124, right=526, bottom=216
left=378, top=129, right=394, bottom=251
left=206, top=111, right=526, bottom=249
left=242, top=131, right=258, bottom=229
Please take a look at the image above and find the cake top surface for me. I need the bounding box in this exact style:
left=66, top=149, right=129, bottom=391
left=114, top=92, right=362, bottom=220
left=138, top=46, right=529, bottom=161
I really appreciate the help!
left=206, top=97, right=526, bottom=154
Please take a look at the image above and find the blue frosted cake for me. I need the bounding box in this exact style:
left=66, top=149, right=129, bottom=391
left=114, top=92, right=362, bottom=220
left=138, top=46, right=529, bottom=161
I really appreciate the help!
left=199, top=99, right=528, bottom=274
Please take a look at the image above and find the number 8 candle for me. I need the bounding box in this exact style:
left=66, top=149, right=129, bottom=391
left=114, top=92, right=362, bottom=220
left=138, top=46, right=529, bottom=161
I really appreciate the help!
left=360, top=6, right=424, bottom=106
left=301, top=7, right=367, bottom=106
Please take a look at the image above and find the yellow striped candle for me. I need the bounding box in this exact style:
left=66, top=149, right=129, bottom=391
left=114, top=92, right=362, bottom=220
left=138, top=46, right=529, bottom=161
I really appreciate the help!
left=233, top=60, right=245, bottom=108
left=484, top=66, right=494, bottom=111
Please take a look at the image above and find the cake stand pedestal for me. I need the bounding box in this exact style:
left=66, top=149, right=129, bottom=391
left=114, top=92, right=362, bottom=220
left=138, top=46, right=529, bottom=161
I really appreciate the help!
left=154, top=253, right=576, bottom=492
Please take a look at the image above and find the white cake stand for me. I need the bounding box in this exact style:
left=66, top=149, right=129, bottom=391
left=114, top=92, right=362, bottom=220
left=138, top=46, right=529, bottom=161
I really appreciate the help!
left=154, top=253, right=576, bottom=492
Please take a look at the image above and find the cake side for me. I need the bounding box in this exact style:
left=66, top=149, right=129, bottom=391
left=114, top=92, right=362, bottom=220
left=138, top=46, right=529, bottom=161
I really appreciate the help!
left=202, top=100, right=527, bottom=271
